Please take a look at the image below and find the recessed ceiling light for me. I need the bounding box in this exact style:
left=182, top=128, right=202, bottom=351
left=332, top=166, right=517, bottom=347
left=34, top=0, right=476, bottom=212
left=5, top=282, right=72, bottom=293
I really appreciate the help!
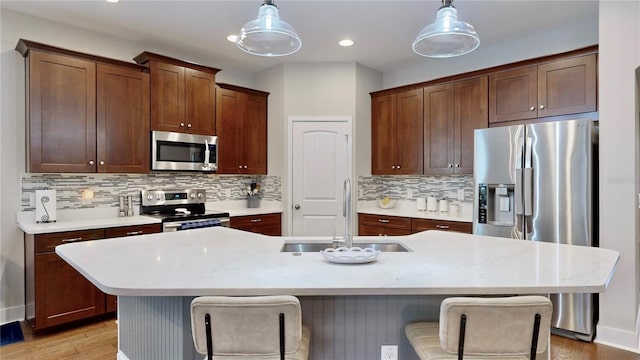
left=339, top=39, right=354, bottom=47
left=106, top=0, right=119, bottom=3
left=227, top=34, right=239, bottom=43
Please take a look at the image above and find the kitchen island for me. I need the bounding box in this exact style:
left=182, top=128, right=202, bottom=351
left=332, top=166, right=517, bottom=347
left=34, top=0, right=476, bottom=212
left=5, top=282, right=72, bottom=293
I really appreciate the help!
left=56, top=227, right=619, bottom=360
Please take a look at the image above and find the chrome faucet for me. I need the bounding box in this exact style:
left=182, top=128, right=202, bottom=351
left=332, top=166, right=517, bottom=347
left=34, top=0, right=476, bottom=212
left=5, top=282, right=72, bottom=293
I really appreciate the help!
left=343, top=178, right=353, bottom=248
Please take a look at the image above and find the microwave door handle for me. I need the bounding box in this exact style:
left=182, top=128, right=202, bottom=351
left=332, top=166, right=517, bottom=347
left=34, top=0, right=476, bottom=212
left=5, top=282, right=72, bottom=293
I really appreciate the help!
left=203, top=140, right=210, bottom=169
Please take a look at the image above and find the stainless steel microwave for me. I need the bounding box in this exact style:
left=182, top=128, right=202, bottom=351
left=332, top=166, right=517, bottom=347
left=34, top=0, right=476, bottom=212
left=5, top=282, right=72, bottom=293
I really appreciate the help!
left=151, top=131, right=217, bottom=172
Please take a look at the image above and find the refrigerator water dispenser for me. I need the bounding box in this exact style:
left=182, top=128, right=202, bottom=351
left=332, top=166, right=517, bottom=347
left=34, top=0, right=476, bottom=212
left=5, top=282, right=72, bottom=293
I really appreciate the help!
left=477, top=184, right=514, bottom=226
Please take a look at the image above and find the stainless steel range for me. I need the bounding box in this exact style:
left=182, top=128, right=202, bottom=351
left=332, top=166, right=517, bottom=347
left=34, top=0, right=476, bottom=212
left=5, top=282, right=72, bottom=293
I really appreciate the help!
left=140, top=189, right=230, bottom=232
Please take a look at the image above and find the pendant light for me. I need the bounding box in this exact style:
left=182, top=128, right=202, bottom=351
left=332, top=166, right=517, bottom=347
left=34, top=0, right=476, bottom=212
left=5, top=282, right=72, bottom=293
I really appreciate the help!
left=412, top=0, right=479, bottom=58
left=236, top=0, right=302, bottom=57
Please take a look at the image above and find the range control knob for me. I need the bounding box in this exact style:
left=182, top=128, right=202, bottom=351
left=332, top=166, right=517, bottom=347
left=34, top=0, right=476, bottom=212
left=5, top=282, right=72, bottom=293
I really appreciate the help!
left=146, top=194, right=153, bottom=201
left=197, top=193, right=204, bottom=199
left=156, top=194, right=162, bottom=200
left=190, top=193, right=196, bottom=199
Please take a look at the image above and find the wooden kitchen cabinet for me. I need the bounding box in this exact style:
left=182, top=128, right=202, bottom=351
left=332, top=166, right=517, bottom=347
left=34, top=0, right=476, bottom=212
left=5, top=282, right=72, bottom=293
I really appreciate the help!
left=16, top=40, right=150, bottom=174
left=423, top=77, right=488, bottom=175
left=26, top=229, right=106, bottom=331
left=24, top=224, right=161, bottom=331
left=231, top=213, right=281, bottom=236
left=371, top=88, right=423, bottom=175
left=489, top=54, right=596, bottom=123
left=97, top=64, right=150, bottom=173
left=411, top=218, right=472, bottom=234
left=358, top=213, right=412, bottom=236
left=134, top=52, right=219, bottom=135
left=216, top=84, right=269, bottom=174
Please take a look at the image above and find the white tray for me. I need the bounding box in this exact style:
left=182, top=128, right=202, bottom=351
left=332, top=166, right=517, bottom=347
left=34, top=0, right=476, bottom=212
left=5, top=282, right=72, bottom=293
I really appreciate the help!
left=320, top=247, right=381, bottom=264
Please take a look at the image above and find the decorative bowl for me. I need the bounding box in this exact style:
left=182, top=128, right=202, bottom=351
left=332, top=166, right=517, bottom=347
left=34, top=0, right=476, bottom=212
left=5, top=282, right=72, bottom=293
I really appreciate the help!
left=377, top=198, right=396, bottom=209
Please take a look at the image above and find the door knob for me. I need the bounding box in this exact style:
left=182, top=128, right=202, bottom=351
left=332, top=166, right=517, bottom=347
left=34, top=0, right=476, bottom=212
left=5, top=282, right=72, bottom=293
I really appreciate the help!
left=294, top=204, right=301, bottom=210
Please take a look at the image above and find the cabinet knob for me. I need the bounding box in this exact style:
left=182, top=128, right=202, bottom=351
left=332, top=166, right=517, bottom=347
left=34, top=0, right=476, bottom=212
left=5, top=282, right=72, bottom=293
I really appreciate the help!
left=89, top=160, right=95, bottom=165
left=455, top=164, right=460, bottom=168
left=294, top=204, right=301, bottom=210
left=187, top=123, right=192, bottom=128
left=238, top=165, right=243, bottom=169
left=391, top=165, right=395, bottom=169
left=397, top=165, right=401, bottom=169
left=530, top=106, right=535, bottom=111
left=180, top=122, right=185, bottom=127
left=539, top=104, right=545, bottom=110
left=448, top=164, right=453, bottom=168
left=244, top=165, right=248, bottom=169
left=99, top=161, right=105, bottom=166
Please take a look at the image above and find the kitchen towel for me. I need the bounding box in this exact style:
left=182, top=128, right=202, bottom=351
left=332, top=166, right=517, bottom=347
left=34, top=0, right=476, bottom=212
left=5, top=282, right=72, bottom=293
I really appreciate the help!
left=35, top=189, right=57, bottom=223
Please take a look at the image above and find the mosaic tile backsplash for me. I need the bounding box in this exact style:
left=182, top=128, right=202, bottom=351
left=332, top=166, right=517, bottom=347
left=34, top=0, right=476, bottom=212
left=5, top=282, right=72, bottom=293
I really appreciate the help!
left=21, top=173, right=281, bottom=211
left=358, top=175, right=474, bottom=202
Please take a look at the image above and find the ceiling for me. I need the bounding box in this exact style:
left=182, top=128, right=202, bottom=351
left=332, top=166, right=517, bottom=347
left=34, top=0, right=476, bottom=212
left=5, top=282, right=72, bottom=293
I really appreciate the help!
left=1, top=0, right=598, bottom=74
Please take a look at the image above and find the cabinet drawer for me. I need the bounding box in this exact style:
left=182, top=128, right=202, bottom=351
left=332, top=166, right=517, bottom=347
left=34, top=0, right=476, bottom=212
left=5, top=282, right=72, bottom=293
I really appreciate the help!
left=105, top=224, right=162, bottom=238
left=411, top=218, right=472, bottom=234
left=231, top=213, right=281, bottom=229
left=35, top=229, right=105, bottom=254
left=358, top=225, right=412, bottom=237
left=358, top=214, right=411, bottom=230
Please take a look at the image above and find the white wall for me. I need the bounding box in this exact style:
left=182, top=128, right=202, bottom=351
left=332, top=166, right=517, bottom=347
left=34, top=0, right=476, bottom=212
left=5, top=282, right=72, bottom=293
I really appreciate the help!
left=355, top=63, right=382, bottom=177
left=596, top=0, right=640, bottom=352
left=0, top=9, right=255, bottom=324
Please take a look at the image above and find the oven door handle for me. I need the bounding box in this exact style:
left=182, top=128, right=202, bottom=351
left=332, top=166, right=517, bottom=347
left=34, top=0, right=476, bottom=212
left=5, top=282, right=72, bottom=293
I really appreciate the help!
left=164, top=223, right=183, bottom=230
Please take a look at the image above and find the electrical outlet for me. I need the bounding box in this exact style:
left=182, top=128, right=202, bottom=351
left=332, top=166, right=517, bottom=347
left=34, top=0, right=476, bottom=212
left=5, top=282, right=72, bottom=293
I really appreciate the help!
left=407, top=189, right=413, bottom=199
left=225, top=189, right=231, bottom=198
left=457, top=189, right=465, bottom=201
left=381, top=345, right=398, bottom=360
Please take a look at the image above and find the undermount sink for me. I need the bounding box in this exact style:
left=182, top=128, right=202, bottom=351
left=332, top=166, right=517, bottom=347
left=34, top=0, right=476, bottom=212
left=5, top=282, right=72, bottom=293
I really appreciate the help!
left=280, top=242, right=410, bottom=253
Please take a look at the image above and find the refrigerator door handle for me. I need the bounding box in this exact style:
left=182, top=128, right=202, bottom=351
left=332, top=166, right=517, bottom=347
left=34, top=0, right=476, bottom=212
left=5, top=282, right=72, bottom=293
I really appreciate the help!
left=524, top=168, right=533, bottom=216
left=515, top=169, right=523, bottom=215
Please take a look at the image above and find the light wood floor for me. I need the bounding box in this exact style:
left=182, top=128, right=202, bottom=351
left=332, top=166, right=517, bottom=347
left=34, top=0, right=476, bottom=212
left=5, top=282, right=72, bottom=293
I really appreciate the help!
left=1, top=318, right=639, bottom=360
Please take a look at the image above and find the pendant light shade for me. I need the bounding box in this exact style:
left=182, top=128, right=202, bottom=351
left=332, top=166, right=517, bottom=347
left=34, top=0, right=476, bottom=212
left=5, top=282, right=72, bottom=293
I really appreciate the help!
left=412, top=0, right=479, bottom=58
left=237, top=0, right=302, bottom=57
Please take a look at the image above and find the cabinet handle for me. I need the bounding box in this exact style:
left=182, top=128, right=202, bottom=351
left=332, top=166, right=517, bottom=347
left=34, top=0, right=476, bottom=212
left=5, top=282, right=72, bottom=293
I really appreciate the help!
left=530, top=106, right=535, bottom=111
left=238, top=165, right=243, bottom=169
left=89, top=160, right=95, bottom=165
left=539, top=105, right=545, bottom=110
left=436, top=225, right=450, bottom=229
left=448, top=164, right=453, bottom=168
left=180, top=122, right=185, bottom=127
left=397, top=165, right=401, bottom=169
left=391, top=165, right=396, bottom=169
left=187, top=123, right=192, bottom=128
left=99, top=161, right=105, bottom=166
left=378, top=219, right=390, bottom=223
left=244, top=165, right=248, bottom=169
left=250, top=219, right=262, bottom=223
left=455, top=164, right=460, bottom=168
left=61, top=237, right=84, bottom=243
left=126, top=231, right=143, bottom=236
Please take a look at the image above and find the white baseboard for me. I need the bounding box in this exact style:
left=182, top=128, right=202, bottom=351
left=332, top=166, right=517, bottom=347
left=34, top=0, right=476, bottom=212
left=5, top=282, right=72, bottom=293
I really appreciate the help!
left=595, top=324, right=640, bottom=354
left=0, top=304, right=24, bottom=325
left=116, top=351, right=130, bottom=360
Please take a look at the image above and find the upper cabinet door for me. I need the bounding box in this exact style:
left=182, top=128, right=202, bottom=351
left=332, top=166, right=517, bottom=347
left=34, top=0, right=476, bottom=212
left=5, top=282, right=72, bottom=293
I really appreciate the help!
left=423, top=83, right=454, bottom=175
left=396, top=88, right=424, bottom=175
left=28, top=51, right=97, bottom=173
left=242, top=93, right=268, bottom=174
left=216, top=86, right=243, bottom=173
left=96, top=64, right=150, bottom=174
left=185, top=68, right=215, bottom=135
left=454, top=76, right=488, bottom=174
left=149, top=61, right=185, bottom=133
left=537, top=55, right=596, bottom=118
left=489, top=66, right=538, bottom=123
left=371, top=93, right=397, bottom=175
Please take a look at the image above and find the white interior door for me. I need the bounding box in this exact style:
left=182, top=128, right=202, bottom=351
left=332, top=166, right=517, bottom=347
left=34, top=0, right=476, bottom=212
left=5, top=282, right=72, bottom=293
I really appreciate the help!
left=290, top=118, right=351, bottom=237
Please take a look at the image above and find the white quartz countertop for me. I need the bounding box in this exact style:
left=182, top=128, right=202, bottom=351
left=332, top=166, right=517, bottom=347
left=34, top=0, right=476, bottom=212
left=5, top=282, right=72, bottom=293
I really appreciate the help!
left=17, top=201, right=283, bottom=234
left=357, top=200, right=473, bottom=222
left=56, top=227, right=619, bottom=297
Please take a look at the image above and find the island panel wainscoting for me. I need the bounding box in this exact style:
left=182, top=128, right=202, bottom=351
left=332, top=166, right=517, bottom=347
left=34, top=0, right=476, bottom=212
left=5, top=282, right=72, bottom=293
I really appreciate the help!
left=55, top=227, right=619, bottom=360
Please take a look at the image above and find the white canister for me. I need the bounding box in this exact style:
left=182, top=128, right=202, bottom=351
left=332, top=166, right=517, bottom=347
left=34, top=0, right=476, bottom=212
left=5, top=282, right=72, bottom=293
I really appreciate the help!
left=416, top=197, right=427, bottom=211
left=426, top=197, right=438, bottom=212
left=449, top=203, right=460, bottom=216
left=438, top=199, right=449, bottom=213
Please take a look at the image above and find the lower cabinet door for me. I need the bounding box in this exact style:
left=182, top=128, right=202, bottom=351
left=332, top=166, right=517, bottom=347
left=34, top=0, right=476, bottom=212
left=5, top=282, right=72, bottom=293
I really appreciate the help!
left=35, top=253, right=106, bottom=329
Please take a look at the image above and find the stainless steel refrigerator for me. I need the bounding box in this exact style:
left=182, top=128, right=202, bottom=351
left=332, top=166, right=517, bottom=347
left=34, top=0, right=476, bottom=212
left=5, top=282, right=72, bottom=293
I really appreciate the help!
left=473, top=119, right=598, bottom=341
